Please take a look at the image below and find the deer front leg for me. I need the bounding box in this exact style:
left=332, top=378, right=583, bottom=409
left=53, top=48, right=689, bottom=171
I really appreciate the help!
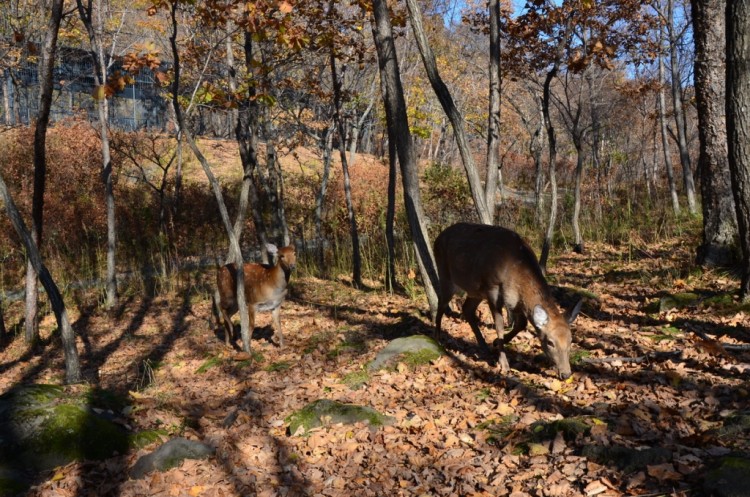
left=271, top=306, right=283, bottom=347
left=487, top=300, right=510, bottom=373
left=462, top=297, right=490, bottom=354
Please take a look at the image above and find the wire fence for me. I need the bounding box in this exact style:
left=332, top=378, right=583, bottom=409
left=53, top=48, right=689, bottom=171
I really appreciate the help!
left=1, top=45, right=168, bottom=131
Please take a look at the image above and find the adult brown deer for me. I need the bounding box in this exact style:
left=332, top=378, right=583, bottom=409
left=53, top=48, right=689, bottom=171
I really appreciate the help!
left=434, top=223, right=582, bottom=378
left=216, top=243, right=296, bottom=348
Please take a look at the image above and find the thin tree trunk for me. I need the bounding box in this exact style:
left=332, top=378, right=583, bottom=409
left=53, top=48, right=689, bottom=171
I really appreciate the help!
left=227, top=27, right=269, bottom=264
left=667, top=0, right=698, bottom=214
left=76, top=0, right=117, bottom=307
left=0, top=172, right=81, bottom=383
left=330, top=39, right=362, bottom=287
left=538, top=15, right=571, bottom=271
left=692, top=0, right=737, bottom=267
left=24, top=0, right=65, bottom=344
left=484, top=0, right=502, bottom=223
left=169, top=2, right=251, bottom=351
left=2, top=71, right=11, bottom=125
left=572, top=143, right=585, bottom=253
left=371, top=0, right=439, bottom=316
left=348, top=76, right=377, bottom=168
left=404, top=0, right=491, bottom=225
left=380, top=71, right=399, bottom=293
left=315, top=125, right=334, bottom=274
left=726, top=0, right=750, bottom=301
left=658, top=50, right=681, bottom=214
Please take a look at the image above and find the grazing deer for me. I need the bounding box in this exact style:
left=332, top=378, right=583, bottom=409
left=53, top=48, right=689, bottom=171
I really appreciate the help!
left=216, top=243, right=296, bottom=348
left=434, top=223, right=582, bottom=378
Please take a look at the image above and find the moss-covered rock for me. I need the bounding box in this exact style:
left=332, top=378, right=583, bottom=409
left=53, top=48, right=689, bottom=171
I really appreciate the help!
left=703, top=456, right=750, bottom=497
left=648, top=292, right=700, bottom=313
left=129, top=438, right=214, bottom=479
left=368, top=335, right=445, bottom=371
left=285, top=399, right=394, bottom=436
left=0, top=385, right=133, bottom=472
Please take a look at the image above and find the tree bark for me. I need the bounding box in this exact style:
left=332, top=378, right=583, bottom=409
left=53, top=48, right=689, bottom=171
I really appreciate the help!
left=0, top=172, right=81, bottom=383
left=484, top=0, right=502, bottom=223
left=692, top=0, right=738, bottom=267
left=315, top=125, right=334, bottom=274
left=371, top=0, right=439, bottom=316
left=726, top=0, right=750, bottom=301
left=330, top=39, right=362, bottom=287
left=658, top=50, right=681, bottom=214
left=667, top=0, right=698, bottom=214
left=227, top=27, right=269, bottom=264
left=404, top=0, right=491, bottom=225
left=24, top=0, right=64, bottom=344
left=75, top=0, right=117, bottom=308
left=169, top=2, right=252, bottom=351
left=538, top=16, right=571, bottom=272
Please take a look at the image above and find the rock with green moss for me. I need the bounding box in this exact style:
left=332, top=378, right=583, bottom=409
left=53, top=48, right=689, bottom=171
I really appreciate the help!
left=129, top=438, right=214, bottom=479
left=285, top=399, right=394, bottom=436
left=0, top=384, right=132, bottom=472
left=368, top=335, right=445, bottom=371
left=703, top=456, right=750, bottom=497
left=650, top=292, right=700, bottom=313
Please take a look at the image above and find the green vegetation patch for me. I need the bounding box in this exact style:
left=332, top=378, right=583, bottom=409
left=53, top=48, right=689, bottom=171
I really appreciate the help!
left=341, top=370, right=370, bottom=390
left=195, top=356, right=222, bottom=374
left=476, top=415, right=518, bottom=446
left=570, top=349, right=592, bottom=365
left=265, top=361, right=292, bottom=372
left=285, top=399, right=395, bottom=436
left=129, top=429, right=169, bottom=449
left=647, top=325, right=683, bottom=343
left=530, top=417, right=592, bottom=442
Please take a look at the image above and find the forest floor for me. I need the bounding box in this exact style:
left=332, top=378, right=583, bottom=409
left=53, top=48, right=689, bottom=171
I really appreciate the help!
left=1, top=234, right=749, bottom=497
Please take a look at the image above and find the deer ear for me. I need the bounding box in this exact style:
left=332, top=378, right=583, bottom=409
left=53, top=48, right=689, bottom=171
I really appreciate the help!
left=567, top=298, right=583, bottom=325
left=532, top=305, right=549, bottom=329
left=266, top=243, right=278, bottom=256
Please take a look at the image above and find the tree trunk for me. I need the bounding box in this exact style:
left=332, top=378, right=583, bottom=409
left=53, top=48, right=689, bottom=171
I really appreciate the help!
left=0, top=172, right=81, bottom=383
left=24, top=0, right=64, bottom=344
left=667, top=0, right=698, bottom=214
left=658, top=51, right=681, bottom=214
left=572, top=142, right=585, bottom=253
left=692, top=0, right=738, bottom=267
left=228, top=28, right=269, bottom=264
left=380, top=68, right=399, bottom=293
left=404, top=0, right=491, bottom=225
left=371, top=0, right=439, bottom=316
left=315, top=126, right=334, bottom=274
left=2, top=71, right=11, bottom=125
left=169, top=2, right=252, bottom=351
left=348, top=76, right=377, bottom=168
left=484, top=0, right=502, bottom=223
left=726, top=0, right=750, bottom=301
left=75, top=0, right=117, bottom=308
left=330, top=42, right=362, bottom=287
left=538, top=14, right=573, bottom=272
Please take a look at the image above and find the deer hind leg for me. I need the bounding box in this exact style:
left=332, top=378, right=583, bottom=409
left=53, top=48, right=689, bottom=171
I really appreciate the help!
left=462, top=297, right=490, bottom=353
left=220, top=305, right=236, bottom=347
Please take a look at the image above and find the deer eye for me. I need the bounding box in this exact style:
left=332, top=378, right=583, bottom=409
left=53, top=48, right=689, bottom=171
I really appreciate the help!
left=546, top=339, right=556, bottom=349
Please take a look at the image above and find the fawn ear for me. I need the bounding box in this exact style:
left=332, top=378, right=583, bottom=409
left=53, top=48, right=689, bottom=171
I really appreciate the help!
left=567, top=298, right=583, bottom=325
left=532, top=305, right=549, bottom=329
left=266, top=243, right=278, bottom=256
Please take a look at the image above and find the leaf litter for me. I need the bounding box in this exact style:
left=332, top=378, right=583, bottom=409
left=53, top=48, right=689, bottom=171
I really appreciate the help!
left=0, top=237, right=748, bottom=496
